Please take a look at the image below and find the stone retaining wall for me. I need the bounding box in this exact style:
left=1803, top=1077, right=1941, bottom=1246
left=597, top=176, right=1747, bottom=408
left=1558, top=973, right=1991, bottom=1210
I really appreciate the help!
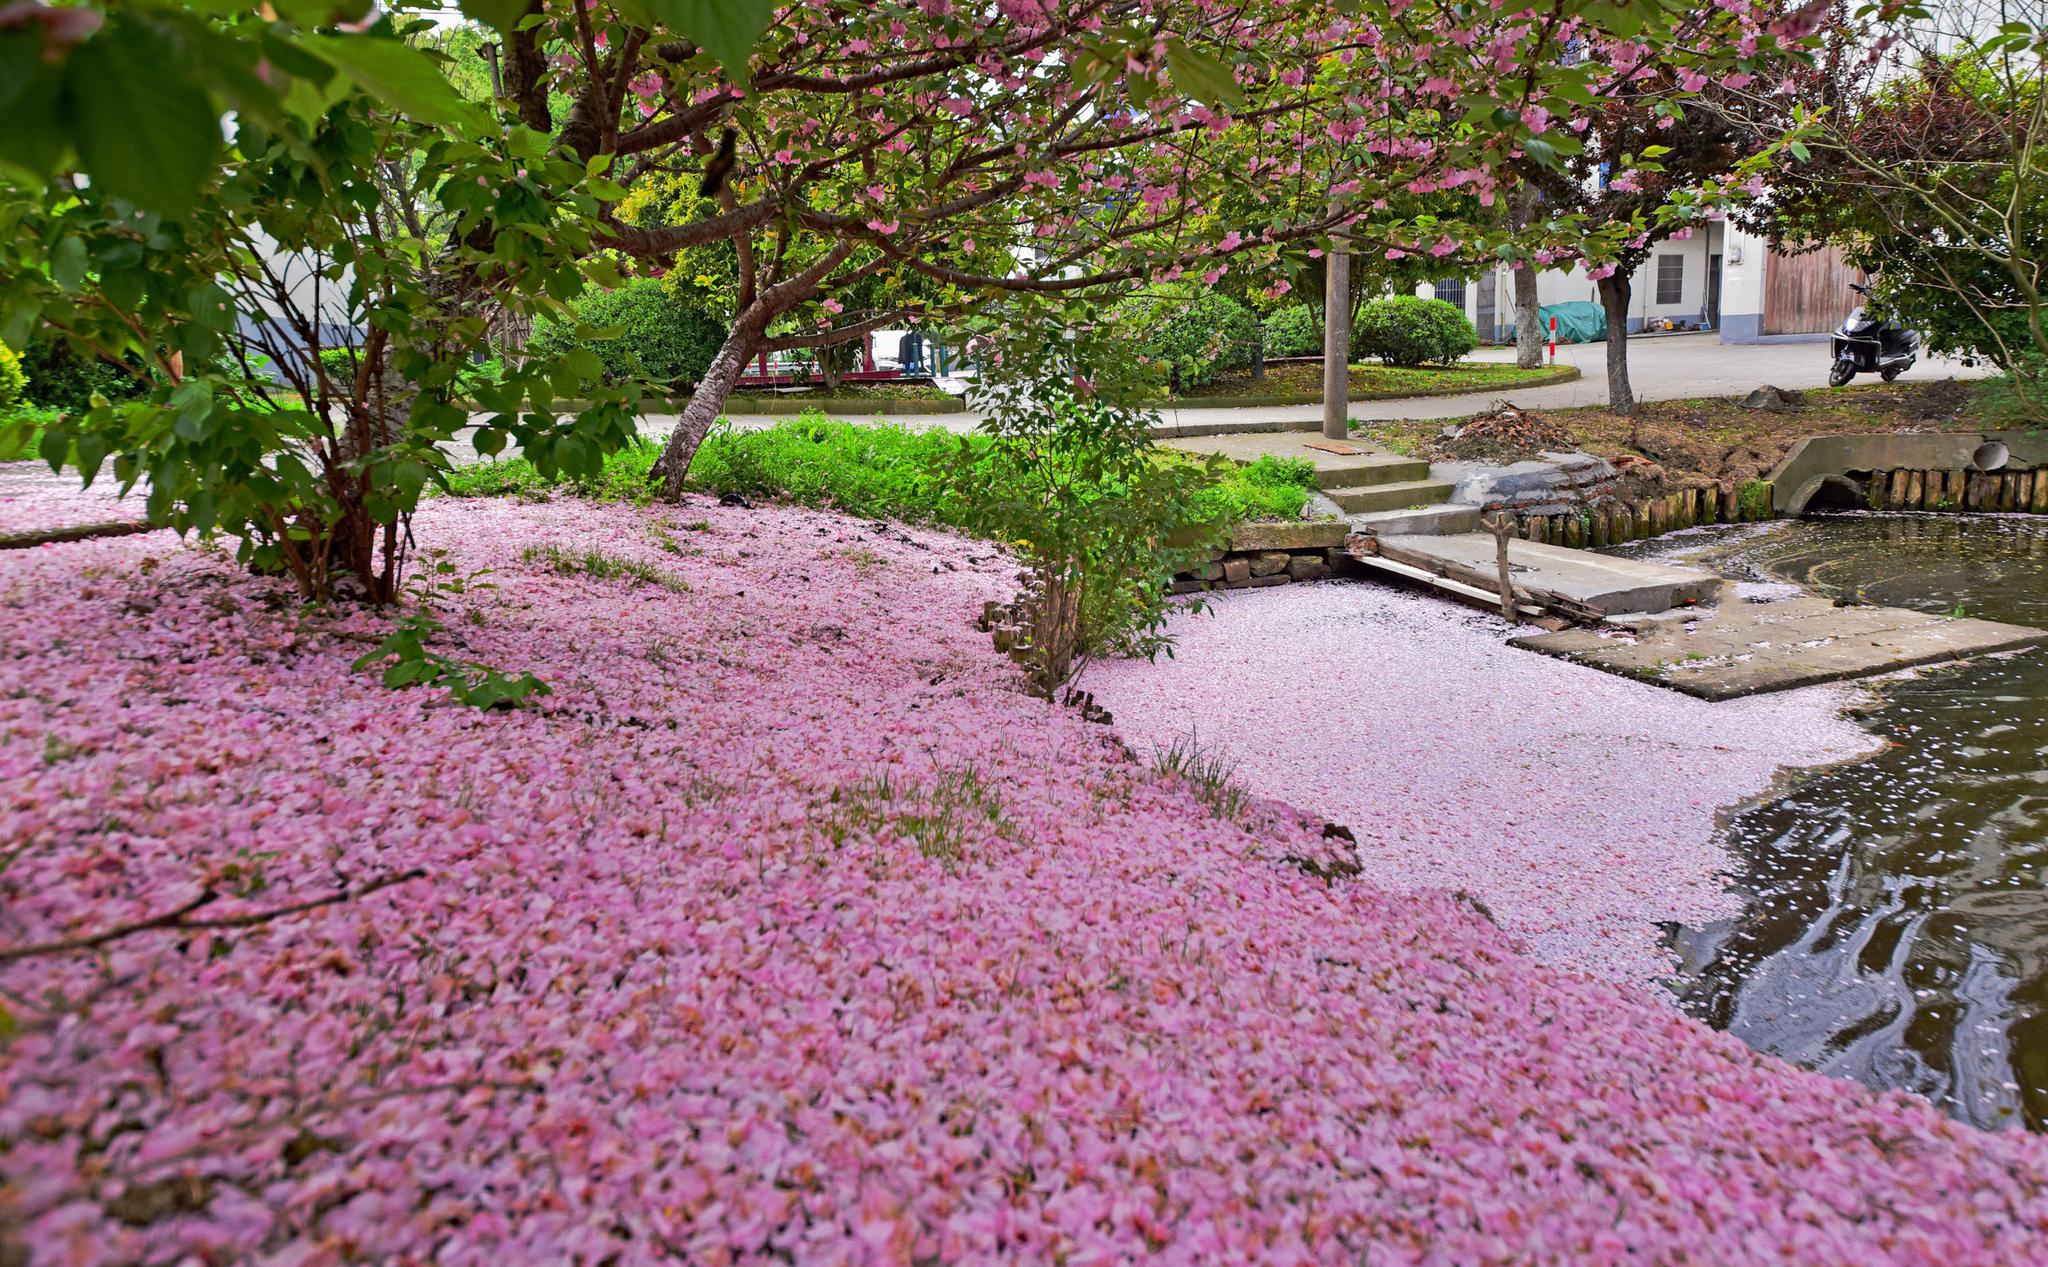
left=1170, top=521, right=1350, bottom=593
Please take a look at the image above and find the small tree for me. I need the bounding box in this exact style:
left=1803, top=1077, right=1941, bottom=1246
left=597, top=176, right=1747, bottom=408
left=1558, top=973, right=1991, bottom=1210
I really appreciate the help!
left=1759, top=1, right=2048, bottom=417
left=0, top=22, right=633, bottom=603
left=951, top=312, right=1229, bottom=696
left=1528, top=81, right=1805, bottom=410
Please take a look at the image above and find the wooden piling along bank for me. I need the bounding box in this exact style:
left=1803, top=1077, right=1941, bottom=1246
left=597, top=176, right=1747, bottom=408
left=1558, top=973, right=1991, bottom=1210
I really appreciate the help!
left=1505, top=484, right=1767, bottom=550
left=1505, top=466, right=2048, bottom=547
left=1859, top=467, right=2048, bottom=514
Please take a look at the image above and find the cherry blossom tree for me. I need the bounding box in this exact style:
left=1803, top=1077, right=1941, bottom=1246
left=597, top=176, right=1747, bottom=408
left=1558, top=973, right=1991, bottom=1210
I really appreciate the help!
left=465, top=0, right=1821, bottom=492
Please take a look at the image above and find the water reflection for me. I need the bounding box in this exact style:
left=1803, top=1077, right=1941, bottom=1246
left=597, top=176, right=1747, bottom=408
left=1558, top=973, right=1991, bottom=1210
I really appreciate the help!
left=1624, top=514, right=2048, bottom=1131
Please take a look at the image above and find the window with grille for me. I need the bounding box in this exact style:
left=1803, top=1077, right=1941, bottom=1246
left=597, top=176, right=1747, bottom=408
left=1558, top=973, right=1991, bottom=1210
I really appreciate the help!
left=1655, top=254, right=1685, bottom=306
left=1432, top=277, right=1466, bottom=311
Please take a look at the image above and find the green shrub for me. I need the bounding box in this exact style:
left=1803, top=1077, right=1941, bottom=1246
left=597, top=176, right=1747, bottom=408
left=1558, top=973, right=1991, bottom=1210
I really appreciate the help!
left=0, top=341, right=24, bottom=413
left=530, top=278, right=726, bottom=389
left=957, top=323, right=1230, bottom=694
left=1351, top=295, right=1477, bottom=367
left=16, top=339, right=145, bottom=411
left=1189, top=453, right=1317, bottom=523
left=1131, top=293, right=1260, bottom=391
left=1972, top=356, right=2048, bottom=427
left=1261, top=305, right=1323, bottom=358
left=686, top=418, right=968, bottom=521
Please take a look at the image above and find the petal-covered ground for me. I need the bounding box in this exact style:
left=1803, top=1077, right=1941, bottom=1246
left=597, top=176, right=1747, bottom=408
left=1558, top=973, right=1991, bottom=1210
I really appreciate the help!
left=4, top=489, right=2046, bottom=1265
left=1087, top=584, right=1879, bottom=985
left=0, top=464, right=139, bottom=536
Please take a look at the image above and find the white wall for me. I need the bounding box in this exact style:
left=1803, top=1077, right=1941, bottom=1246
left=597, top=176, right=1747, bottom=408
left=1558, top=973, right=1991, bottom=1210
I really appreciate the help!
left=1416, top=220, right=1757, bottom=340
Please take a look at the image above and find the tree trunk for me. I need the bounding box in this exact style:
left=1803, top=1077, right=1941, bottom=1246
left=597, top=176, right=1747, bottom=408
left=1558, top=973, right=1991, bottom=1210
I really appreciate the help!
left=1322, top=240, right=1351, bottom=439
left=1596, top=273, right=1636, bottom=414
left=1514, top=263, right=1543, bottom=369
left=652, top=323, right=760, bottom=498
left=817, top=344, right=844, bottom=393
left=1509, top=186, right=1545, bottom=370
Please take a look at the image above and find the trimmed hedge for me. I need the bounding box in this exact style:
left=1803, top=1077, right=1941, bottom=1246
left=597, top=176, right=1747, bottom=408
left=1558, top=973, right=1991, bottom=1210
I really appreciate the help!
left=16, top=338, right=144, bottom=411
left=1261, top=305, right=1323, bottom=358
left=531, top=278, right=727, bottom=389
left=1352, top=295, right=1477, bottom=368
left=1132, top=293, right=1260, bottom=391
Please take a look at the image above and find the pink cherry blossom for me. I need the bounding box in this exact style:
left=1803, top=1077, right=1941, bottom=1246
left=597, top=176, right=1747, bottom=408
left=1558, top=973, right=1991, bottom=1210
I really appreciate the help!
left=1, top=490, right=2042, bottom=1266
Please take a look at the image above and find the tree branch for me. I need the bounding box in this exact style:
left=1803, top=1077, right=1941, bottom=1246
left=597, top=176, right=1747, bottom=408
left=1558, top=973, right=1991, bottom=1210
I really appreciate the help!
left=0, top=869, right=428, bottom=963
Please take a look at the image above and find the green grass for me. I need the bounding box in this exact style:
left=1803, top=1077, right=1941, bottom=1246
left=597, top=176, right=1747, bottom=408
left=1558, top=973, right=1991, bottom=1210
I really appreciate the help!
left=1173, top=359, right=1570, bottom=403
left=445, top=416, right=1321, bottom=528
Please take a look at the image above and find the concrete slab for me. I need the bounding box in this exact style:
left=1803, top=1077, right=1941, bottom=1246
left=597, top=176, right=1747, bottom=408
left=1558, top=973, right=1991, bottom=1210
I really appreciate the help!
left=1375, top=533, right=1721, bottom=615
left=1512, top=592, right=2048, bottom=700
left=1160, top=431, right=1425, bottom=487
left=1348, top=503, right=1483, bottom=536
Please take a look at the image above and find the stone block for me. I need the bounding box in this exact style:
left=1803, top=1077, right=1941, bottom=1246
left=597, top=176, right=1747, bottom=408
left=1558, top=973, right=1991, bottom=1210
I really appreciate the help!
left=1222, top=557, right=1251, bottom=583
left=1248, top=551, right=1290, bottom=577
left=1218, top=573, right=1289, bottom=590
left=1169, top=579, right=1210, bottom=595
left=1190, top=560, right=1224, bottom=581
left=1286, top=554, right=1329, bottom=582
left=1227, top=520, right=1350, bottom=552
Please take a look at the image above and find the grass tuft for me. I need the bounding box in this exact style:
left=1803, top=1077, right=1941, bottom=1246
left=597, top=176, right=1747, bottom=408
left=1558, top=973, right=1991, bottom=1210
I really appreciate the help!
left=1151, top=733, right=1250, bottom=821
left=819, top=766, right=1009, bottom=864
left=521, top=543, right=690, bottom=592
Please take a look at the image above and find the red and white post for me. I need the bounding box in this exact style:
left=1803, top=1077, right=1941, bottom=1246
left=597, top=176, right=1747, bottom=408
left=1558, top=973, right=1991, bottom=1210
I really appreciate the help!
left=1548, top=316, right=1558, bottom=364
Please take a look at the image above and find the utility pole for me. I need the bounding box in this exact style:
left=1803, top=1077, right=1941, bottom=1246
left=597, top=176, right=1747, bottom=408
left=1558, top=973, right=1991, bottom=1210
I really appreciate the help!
left=1321, top=228, right=1351, bottom=439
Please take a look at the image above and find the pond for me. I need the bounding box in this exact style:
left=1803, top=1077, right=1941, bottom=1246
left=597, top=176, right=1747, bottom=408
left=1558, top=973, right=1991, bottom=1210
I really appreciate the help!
left=1619, top=513, right=2048, bottom=1133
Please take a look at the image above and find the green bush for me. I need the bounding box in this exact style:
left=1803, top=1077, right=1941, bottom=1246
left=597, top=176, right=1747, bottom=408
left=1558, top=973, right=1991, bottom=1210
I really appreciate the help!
left=1351, top=295, right=1477, bottom=367
left=959, top=323, right=1230, bottom=694
left=686, top=418, right=969, bottom=521
left=1132, top=293, right=1260, bottom=391
left=530, top=278, right=727, bottom=389
left=15, top=338, right=145, bottom=412
left=1261, top=305, right=1323, bottom=358
left=0, top=341, right=24, bottom=413
left=447, top=414, right=1317, bottom=533
left=1189, top=454, right=1317, bottom=523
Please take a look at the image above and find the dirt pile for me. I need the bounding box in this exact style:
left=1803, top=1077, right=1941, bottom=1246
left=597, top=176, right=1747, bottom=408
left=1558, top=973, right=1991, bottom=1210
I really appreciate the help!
left=1432, top=403, right=1578, bottom=461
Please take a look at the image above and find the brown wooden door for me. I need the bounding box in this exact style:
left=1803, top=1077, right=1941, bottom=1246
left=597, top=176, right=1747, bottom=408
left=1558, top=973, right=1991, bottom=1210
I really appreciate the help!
left=1763, top=244, right=1864, bottom=334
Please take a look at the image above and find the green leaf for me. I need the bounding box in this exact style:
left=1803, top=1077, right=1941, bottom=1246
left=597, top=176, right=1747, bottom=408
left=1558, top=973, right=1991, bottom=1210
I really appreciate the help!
left=1165, top=39, right=1243, bottom=109
left=645, top=0, right=773, bottom=88
left=299, top=33, right=481, bottom=129
left=461, top=0, right=534, bottom=37
left=51, top=236, right=89, bottom=292
left=66, top=18, right=222, bottom=216
left=0, top=29, right=67, bottom=179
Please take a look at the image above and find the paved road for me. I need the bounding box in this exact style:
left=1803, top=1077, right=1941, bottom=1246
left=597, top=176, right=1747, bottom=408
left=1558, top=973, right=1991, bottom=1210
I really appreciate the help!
left=654, top=332, right=1992, bottom=441
left=434, top=331, right=1996, bottom=465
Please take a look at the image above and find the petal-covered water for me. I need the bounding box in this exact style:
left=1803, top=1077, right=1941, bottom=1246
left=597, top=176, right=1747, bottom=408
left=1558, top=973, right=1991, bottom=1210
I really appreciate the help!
left=1624, top=514, right=2048, bottom=1131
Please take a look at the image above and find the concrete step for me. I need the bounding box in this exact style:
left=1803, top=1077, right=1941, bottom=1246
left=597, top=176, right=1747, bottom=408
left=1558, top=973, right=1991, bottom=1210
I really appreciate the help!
left=1327, top=479, right=1457, bottom=514
left=1373, top=533, right=1720, bottom=616
left=1348, top=503, right=1482, bottom=536
left=1310, top=454, right=1431, bottom=490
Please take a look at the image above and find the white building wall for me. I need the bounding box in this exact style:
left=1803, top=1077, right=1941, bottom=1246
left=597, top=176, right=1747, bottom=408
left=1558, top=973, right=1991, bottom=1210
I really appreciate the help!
left=1409, top=219, right=1792, bottom=344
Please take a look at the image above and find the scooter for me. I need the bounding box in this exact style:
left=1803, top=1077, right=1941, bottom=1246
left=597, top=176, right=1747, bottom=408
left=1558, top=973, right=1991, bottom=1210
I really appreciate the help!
left=1828, top=283, right=1919, bottom=387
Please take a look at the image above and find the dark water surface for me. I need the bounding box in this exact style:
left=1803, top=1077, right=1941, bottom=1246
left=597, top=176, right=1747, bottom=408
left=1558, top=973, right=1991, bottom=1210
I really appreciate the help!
left=1624, top=513, right=2048, bottom=1132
